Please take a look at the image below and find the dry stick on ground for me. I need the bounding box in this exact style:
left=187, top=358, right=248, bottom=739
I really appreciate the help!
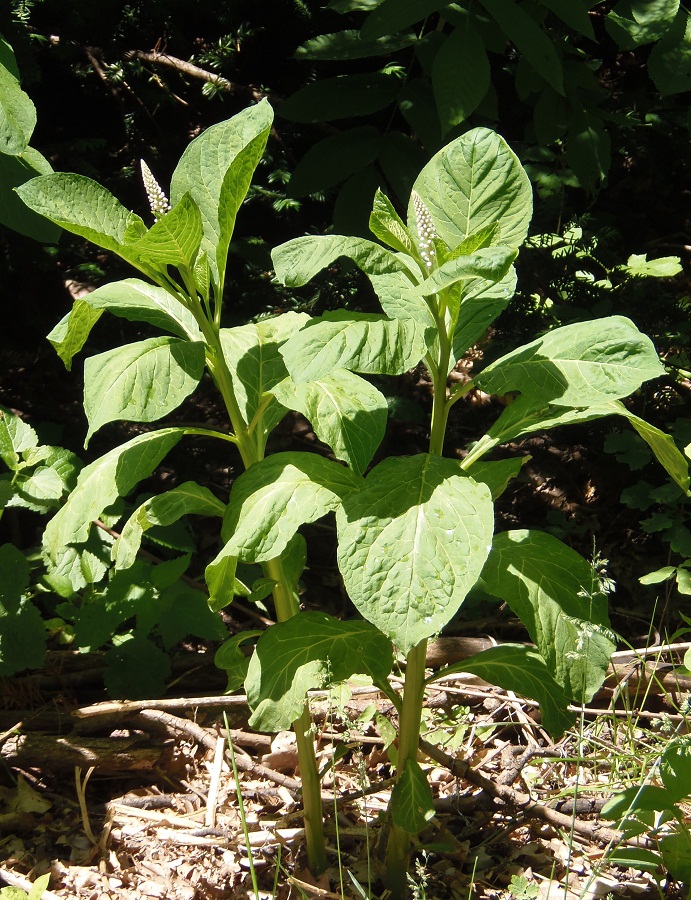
left=420, top=738, right=623, bottom=846
left=0, top=868, right=63, bottom=900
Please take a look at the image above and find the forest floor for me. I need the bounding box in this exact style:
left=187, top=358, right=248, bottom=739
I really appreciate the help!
left=0, top=290, right=690, bottom=900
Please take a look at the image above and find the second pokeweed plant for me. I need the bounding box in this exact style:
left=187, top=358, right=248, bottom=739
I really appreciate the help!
left=219, top=127, right=690, bottom=894
left=15, top=99, right=338, bottom=874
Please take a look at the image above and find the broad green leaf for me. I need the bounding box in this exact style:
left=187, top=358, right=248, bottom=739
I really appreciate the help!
left=157, top=583, right=227, bottom=650
left=451, top=267, right=518, bottom=364
left=533, top=86, right=569, bottom=145
left=0, top=597, right=47, bottom=677
left=222, top=451, right=363, bottom=562
left=601, top=784, right=676, bottom=819
left=390, top=759, right=435, bottom=833
left=409, top=246, right=518, bottom=298
left=361, top=0, right=447, bottom=40
left=464, top=457, right=527, bottom=500
left=43, top=429, right=184, bottom=565
left=565, top=108, right=611, bottom=192
left=83, top=337, right=205, bottom=444
left=0, top=60, right=35, bottom=154
left=539, top=0, right=595, bottom=38
left=289, top=127, right=382, bottom=197
left=649, top=7, right=691, bottom=94
left=0, top=543, right=30, bottom=615
left=295, top=29, right=416, bottom=60
left=170, top=100, right=273, bottom=291
left=432, top=22, right=490, bottom=135
left=607, top=0, right=680, bottom=49
left=337, top=454, right=494, bottom=654
left=215, top=631, right=262, bottom=693
left=606, top=847, right=664, bottom=874
left=478, top=0, right=564, bottom=94
left=16, top=173, right=148, bottom=264
left=613, top=404, right=690, bottom=493
left=43, top=528, right=113, bottom=595
left=280, top=311, right=428, bottom=384
left=205, top=544, right=242, bottom=613
left=47, top=278, right=203, bottom=370
left=27, top=873, right=51, bottom=900
left=0, top=35, right=20, bottom=80
left=475, top=317, right=665, bottom=408
left=126, top=192, right=203, bottom=270
left=0, top=146, right=60, bottom=241
left=622, top=254, right=683, bottom=278
left=432, top=643, right=575, bottom=737
left=639, top=566, right=677, bottom=585
left=104, top=636, right=171, bottom=699
left=397, top=79, right=442, bottom=151
left=369, top=188, right=418, bottom=257
left=10, top=466, right=63, bottom=513
left=0, top=405, right=37, bottom=469
left=379, top=131, right=428, bottom=204
left=660, top=830, right=691, bottom=883
left=333, top=165, right=382, bottom=238
left=481, top=530, right=616, bottom=702
left=219, top=311, right=310, bottom=425
left=408, top=128, right=533, bottom=250
left=661, top=735, right=691, bottom=802
left=279, top=74, right=400, bottom=122
left=245, top=610, right=393, bottom=731
left=273, top=370, right=388, bottom=475
left=114, top=482, right=225, bottom=569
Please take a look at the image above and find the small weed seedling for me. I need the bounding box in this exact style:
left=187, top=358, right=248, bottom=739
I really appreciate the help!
left=16, top=110, right=691, bottom=895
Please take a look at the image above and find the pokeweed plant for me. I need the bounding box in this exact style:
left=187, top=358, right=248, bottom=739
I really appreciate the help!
left=15, top=99, right=349, bottom=873
left=217, top=127, right=690, bottom=894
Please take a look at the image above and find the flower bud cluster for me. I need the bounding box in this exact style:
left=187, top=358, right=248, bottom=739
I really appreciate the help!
left=412, top=191, right=437, bottom=269
left=140, top=160, right=171, bottom=221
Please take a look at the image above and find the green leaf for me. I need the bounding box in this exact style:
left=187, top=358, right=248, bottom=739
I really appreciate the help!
left=539, top=0, right=595, bottom=39
left=0, top=59, right=35, bottom=154
left=170, top=100, right=273, bottom=292
left=104, top=636, right=171, bottom=699
left=222, top=451, right=363, bottom=562
left=333, top=165, right=382, bottom=238
left=661, top=735, right=691, bottom=802
left=601, top=784, right=676, bottom=819
left=433, top=643, right=575, bottom=737
left=43, top=528, right=113, bottom=595
left=622, top=254, right=683, bottom=278
left=409, top=246, right=518, bottom=299
left=279, top=73, right=400, bottom=122
left=451, top=267, right=518, bottom=363
left=0, top=147, right=60, bottom=241
left=157, top=583, right=227, bottom=649
left=0, top=405, right=37, bottom=470
left=273, top=370, right=388, bottom=475
left=607, top=847, right=663, bottom=874
left=478, top=0, right=565, bottom=94
left=280, top=311, right=428, bottom=384
left=481, top=530, right=616, bottom=703
left=565, top=108, right=611, bottom=192
left=613, top=403, right=690, bottom=493
left=215, top=631, right=262, bottom=693
left=0, top=600, right=47, bottom=676
left=205, top=544, right=241, bottom=613
left=245, top=610, right=393, bottom=731
left=408, top=127, right=533, bottom=250
left=10, top=466, right=63, bottom=513
left=640, top=566, right=677, bottom=585
left=464, top=457, right=527, bottom=500
left=295, top=29, right=416, bottom=59
left=337, top=454, right=494, bottom=655
left=369, top=188, right=418, bottom=257
left=361, top=0, right=448, bottom=40
left=16, top=173, right=148, bottom=265
left=126, top=192, right=203, bottom=270
left=397, top=79, right=442, bottom=151
left=27, top=874, right=51, bottom=900
left=390, top=759, right=436, bottom=833
left=47, top=278, right=203, bottom=370
left=432, top=22, right=490, bottom=135
left=83, top=337, right=205, bottom=444
left=220, top=311, right=309, bottom=427
left=288, top=127, right=382, bottom=197
left=114, top=482, right=225, bottom=569
left=475, top=317, right=665, bottom=407
left=607, top=0, right=680, bottom=49
left=43, top=429, right=184, bottom=566
left=0, top=543, right=30, bottom=615
left=660, top=829, right=691, bottom=883
left=0, top=35, right=20, bottom=80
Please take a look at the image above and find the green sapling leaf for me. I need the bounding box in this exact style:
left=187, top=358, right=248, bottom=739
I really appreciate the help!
left=660, top=829, right=691, bottom=884
left=390, top=758, right=436, bottom=833
left=476, top=316, right=665, bottom=408
left=279, top=311, right=428, bottom=384
left=43, top=429, right=185, bottom=566
left=0, top=55, right=36, bottom=155
left=0, top=405, right=38, bottom=469
left=114, top=482, right=225, bottom=569
left=369, top=188, right=418, bottom=257
left=272, top=369, right=388, bottom=475
left=337, top=454, right=494, bottom=655
left=661, top=735, right=691, bottom=802
left=215, top=631, right=262, bottom=693
left=245, top=610, right=393, bottom=731
left=480, top=530, right=616, bottom=703
left=125, top=192, right=203, bottom=271
left=432, top=643, right=575, bottom=737
left=222, top=451, right=363, bottom=562
left=408, top=127, right=533, bottom=250
left=83, top=337, right=205, bottom=444
left=170, top=99, right=273, bottom=292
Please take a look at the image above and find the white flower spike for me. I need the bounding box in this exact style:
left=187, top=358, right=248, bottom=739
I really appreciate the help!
left=140, top=159, right=171, bottom=221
